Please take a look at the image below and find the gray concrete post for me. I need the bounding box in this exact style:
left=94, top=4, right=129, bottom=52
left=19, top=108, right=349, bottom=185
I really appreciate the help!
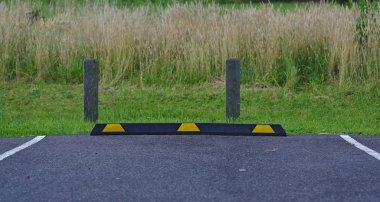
left=83, top=59, right=99, bottom=122
left=226, top=58, right=240, bottom=120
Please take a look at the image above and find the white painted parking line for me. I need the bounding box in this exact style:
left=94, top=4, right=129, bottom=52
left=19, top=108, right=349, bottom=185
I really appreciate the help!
left=340, top=135, right=380, bottom=161
left=0, top=136, right=45, bottom=161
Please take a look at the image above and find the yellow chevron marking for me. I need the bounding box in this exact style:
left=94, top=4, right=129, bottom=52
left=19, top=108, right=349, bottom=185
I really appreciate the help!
left=102, top=124, right=125, bottom=133
left=177, top=123, right=200, bottom=132
left=252, top=125, right=275, bottom=133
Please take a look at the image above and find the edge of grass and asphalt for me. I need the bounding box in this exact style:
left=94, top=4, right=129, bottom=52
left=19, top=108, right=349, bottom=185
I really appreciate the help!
left=1, top=82, right=379, bottom=137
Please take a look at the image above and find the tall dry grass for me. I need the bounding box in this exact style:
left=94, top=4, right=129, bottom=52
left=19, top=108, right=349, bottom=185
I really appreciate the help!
left=0, top=2, right=379, bottom=86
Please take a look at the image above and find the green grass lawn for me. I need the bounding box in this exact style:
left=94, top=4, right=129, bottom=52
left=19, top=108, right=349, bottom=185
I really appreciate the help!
left=1, top=83, right=379, bottom=137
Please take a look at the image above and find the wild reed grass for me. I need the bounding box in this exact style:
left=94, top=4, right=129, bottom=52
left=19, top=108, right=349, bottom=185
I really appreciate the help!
left=0, top=2, right=379, bottom=86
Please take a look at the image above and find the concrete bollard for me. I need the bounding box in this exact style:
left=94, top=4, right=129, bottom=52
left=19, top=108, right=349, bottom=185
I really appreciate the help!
left=226, top=58, right=240, bottom=120
left=83, top=59, right=99, bottom=122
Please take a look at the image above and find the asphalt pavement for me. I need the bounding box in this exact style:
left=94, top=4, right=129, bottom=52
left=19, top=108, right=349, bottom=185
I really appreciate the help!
left=0, top=134, right=379, bottom=201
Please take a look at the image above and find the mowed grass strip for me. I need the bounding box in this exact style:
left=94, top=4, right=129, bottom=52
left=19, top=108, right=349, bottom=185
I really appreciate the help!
left=1, top=83, right=379, bottom=136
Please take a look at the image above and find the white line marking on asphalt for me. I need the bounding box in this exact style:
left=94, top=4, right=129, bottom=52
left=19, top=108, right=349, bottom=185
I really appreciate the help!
left=0, top=136, right=45, bottom=161
left=340, top=135, right=380, bottom=161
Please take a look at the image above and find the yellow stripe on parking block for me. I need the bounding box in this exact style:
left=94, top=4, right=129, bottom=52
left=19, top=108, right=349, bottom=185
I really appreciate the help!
left=102, top=124, right=125, bottom=133
left=177, top=123, right=200, bottom=132
left=252, top=125, right=275, bottom=133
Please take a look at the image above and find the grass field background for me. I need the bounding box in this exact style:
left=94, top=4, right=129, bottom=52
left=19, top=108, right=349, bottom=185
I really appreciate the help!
left=1, top=0, right=379, bottom=136
left=1, top=1, right=379, bottom=87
